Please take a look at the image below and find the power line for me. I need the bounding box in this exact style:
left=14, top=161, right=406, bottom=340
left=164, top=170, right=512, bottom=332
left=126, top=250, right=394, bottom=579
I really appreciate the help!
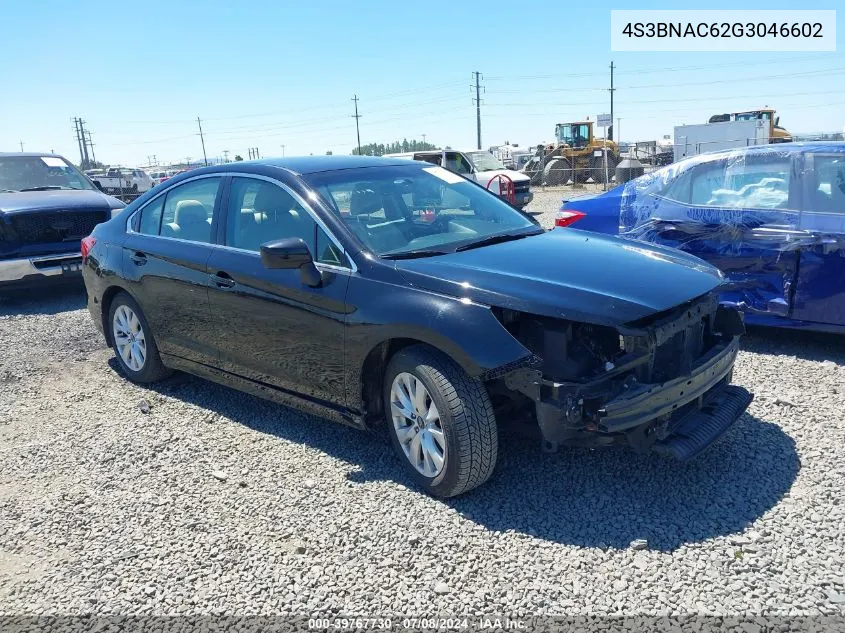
left=351, top=94, right=362, bottom=155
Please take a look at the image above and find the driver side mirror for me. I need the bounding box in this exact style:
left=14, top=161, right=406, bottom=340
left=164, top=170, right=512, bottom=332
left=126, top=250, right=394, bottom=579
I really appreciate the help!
left=260, top=237, right=323, bottom=287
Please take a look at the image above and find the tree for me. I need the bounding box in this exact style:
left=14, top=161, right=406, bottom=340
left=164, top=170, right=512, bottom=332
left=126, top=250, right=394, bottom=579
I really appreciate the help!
left=326, top=150, right=333, bottom=155
left=234, top=155, right=243, bottom=161
left=351, top=138, right=437, bottom=156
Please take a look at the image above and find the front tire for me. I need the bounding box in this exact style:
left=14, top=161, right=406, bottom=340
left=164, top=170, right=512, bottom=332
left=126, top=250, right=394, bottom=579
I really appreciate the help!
left=383, top=345, right=498, bottom=498
left=108, top=292, right=170, bottom=384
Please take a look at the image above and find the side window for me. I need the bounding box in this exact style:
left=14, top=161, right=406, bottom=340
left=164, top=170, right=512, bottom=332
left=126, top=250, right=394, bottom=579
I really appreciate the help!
left=159, top=177, right=220, bottom=243
left=138, top=196, right=164, bottom=235
left=807, top=155, right=845, bottom=214
left=227, top=177, right=315, bottom=253
left=316, top=225, right=351, bottom=268
left=689, top=157, right=791, bottom=209
left=444, top=152, right=471, bottom=174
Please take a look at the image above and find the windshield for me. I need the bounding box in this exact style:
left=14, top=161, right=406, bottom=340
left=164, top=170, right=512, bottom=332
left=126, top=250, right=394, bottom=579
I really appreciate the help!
left=0, top=156, right=94, bottom=192
left=305, top=164, right=539, bottom=257
left=466, top=151, right=505, bottom=172
left=556, top=123, right=590, bottom=147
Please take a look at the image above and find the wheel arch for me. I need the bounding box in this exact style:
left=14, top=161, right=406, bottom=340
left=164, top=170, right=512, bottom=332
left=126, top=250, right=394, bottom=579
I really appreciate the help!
left=99, top=285, right=141, bottom=346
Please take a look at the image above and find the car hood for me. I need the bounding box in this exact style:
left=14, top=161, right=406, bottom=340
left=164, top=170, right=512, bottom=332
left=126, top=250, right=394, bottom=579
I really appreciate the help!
left=473, top=168, right=531, bottom=184
left=395, top=229, right=724, bottom=326
left=0, top=190, right=124, bottom=215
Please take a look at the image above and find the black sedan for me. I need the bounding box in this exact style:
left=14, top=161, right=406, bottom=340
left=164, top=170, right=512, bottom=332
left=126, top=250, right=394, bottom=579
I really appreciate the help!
left=82, top=156, right=752, bottom=497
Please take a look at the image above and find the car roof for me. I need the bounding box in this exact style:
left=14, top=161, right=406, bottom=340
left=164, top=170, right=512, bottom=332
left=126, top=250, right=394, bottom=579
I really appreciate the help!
left=704, top=141, right=845, bottom=158
left=253, top=155, right=418, bottom=174
left=0, top=152, right=71, bottom=159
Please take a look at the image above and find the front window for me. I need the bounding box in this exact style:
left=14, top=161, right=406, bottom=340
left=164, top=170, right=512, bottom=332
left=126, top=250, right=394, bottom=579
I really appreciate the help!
left=555, top=124, right=590, bottom=148
left=304, top=164, right=540, bottom=258
left=465, top=151, right=505, bottom=172
left=0, top=155, right=95, bottom=192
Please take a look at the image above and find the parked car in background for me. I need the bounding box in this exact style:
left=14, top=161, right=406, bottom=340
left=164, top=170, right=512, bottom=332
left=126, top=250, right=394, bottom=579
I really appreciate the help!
left=0, top=153, right=124, bottom=289
left=557, top=142, right=845, bottom=334
left=149, top=170, right=174, bottom=186
left=385, top=149, right=533, bottom=209
left=91, top=167, right=154, bottom=195
left=82, top=156, right=751, bottom=497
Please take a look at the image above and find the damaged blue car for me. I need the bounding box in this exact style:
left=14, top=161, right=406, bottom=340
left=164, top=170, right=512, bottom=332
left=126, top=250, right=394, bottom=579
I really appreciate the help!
left=558, top=143, right=845, bottom=334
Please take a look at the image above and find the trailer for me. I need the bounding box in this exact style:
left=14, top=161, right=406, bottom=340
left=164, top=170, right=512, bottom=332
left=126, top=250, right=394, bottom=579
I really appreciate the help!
left=674, top=119, right=770, bottom=163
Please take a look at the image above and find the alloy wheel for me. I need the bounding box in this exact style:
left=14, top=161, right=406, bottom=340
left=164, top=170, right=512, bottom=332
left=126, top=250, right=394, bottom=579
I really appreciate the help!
left=390, top=372, right=447, bottom=478
left=112, top=304, right=147, bottom=372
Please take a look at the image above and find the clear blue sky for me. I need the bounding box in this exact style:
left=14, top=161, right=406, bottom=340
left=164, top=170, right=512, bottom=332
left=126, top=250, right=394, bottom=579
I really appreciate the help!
left=1, top=0, right=842, bottom=166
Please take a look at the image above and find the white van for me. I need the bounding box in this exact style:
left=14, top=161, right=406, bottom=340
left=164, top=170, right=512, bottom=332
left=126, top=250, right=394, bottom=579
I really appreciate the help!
left=385, top=149, right=533, bottom=209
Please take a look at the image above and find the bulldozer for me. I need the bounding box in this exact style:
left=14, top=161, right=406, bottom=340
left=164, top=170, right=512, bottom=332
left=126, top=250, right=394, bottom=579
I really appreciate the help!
left=523, top=119, right=620, bottom=186
left=708, top=108, right=792, bottom=143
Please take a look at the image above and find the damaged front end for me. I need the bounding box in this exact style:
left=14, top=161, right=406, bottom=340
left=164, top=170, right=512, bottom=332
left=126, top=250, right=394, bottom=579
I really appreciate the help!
left=490, top=292, right=753, bottom=460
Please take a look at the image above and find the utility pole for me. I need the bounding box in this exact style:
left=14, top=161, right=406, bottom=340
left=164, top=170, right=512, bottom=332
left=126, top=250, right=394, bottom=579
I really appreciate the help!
left=471, top=71, right=484, bottom=150
left=19, top=141, right=24, bottom=152
left=609, top=61, right=615, bottom=142
left=616, top=118, right=621, bottom=143
left=223, top=150, right=229, bottom=163
left=280, top=144, right=285, bottom=157
left=85, top=130, right=96, bottom=165
left=79, top=119, right=90, bottom=168
left=351, top=95, right=362, bottom=155
left=197, top=116, right=208, bottom=166
left=421, top=133, right=427, bottom=147
left=73, top=117, right=85, bottom=166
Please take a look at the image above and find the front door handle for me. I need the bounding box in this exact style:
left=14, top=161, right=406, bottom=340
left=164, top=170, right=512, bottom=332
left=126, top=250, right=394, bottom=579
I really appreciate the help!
left=130, top=251, right=147, bottom=266
left=211, top=271, right=236, bottom=289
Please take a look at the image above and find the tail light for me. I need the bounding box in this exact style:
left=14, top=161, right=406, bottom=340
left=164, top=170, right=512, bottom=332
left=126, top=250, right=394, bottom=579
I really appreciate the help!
left=555, top=209, right=586, bottom=228
left=81, top=236, right=97, bottom=262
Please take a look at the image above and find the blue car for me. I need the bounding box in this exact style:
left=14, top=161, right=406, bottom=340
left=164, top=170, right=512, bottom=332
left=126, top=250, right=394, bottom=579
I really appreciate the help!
left=558, top=143, right=845, bottom=334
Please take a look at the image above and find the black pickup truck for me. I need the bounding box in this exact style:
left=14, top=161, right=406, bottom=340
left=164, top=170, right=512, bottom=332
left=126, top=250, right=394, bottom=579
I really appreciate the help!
left=0, top=153, right=125, bottom=290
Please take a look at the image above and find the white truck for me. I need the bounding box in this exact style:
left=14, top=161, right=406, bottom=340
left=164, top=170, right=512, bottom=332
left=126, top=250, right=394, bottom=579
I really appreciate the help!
left=673, top=119, right=770, bottom=163
left=91, top=167, right=154, bottom=196
left=385, top=149, right=533, bottom=209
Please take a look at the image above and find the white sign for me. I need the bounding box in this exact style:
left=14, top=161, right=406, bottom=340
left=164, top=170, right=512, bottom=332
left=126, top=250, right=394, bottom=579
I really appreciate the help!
left=597, top=113, right=612, bottom=128
left=610, top=10, right=836, bottom=52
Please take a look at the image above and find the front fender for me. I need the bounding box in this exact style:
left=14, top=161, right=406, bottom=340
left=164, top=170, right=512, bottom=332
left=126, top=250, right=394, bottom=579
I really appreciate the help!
left=345, top=275, right=532, bottom=388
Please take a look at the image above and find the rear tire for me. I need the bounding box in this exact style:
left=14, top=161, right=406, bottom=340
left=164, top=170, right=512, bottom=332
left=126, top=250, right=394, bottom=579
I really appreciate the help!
left=543, top=157, right=572, bottom=186
left=383, top=345, right=498, bottom=498
left=108, top=292, right=170, bottom=384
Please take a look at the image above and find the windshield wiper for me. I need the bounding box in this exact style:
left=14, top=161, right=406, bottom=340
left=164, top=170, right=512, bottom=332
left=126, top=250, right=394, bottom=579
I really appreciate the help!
left=381, top=249, right=449, bottom=260
left=18, top=186, right=67, bottom=191
left=454, top=230, right=542, bottom=252
left=0, top=188, right=18, bottom=193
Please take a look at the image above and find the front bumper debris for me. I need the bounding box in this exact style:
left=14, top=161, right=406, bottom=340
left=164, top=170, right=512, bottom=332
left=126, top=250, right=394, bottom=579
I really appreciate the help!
left=530, top=336, right=750, bottom=458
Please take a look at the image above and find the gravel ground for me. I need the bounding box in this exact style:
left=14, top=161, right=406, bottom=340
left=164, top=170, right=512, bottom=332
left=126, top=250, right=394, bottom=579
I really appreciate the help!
left=1, top=270, right=844, bottom=623
left=523, top=184, right=605, bottom=229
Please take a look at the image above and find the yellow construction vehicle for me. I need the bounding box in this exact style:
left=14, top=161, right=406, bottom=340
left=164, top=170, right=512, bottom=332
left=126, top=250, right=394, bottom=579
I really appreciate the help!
left=523, top=119, right=620, bottom=186
left=708, top=108, right=792, bottom=143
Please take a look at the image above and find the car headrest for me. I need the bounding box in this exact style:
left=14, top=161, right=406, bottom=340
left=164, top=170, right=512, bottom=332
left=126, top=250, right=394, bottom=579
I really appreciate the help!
left=253, top=184, right=293, bottom=213
left=174, top=200, right=208, bottom=225
left=349, top=188, right=383, bottom=216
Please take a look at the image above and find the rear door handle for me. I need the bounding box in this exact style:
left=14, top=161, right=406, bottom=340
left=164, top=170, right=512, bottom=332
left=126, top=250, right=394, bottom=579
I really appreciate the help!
left=130, top=251, right=147, bottom=266
left=211, top=271, right=236, bottom=289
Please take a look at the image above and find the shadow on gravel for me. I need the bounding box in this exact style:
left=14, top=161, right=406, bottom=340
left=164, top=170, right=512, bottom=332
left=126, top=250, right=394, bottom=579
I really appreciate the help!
left=0, top=283, right=86, bottom=317
left=743, top=326, right=845, bottom=364
left=128, top=359, right=799, bottom=553
left=447, top=413, right=798, bottom=552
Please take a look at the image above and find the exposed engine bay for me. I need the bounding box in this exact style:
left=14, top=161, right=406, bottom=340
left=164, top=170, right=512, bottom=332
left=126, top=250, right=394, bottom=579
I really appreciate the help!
left=489, top=291, right=752, bottom=459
